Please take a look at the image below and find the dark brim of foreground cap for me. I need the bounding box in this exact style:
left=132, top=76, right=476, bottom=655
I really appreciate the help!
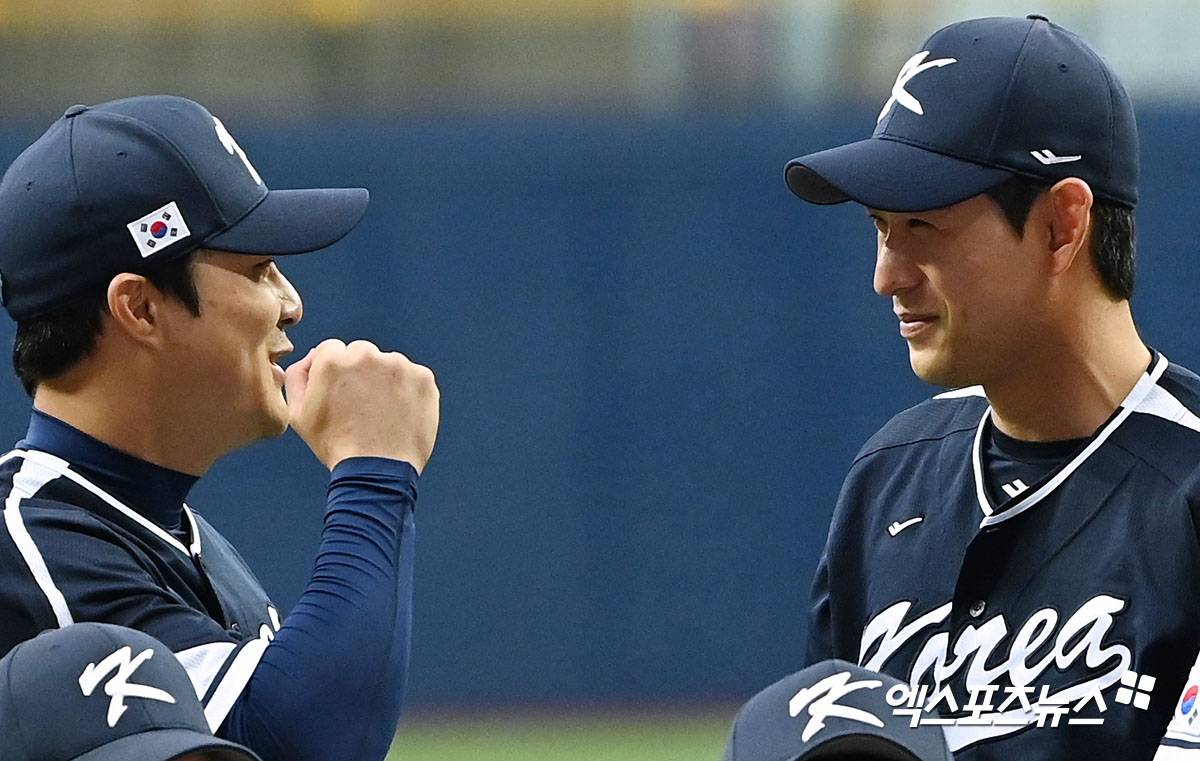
left=206, top=187, right=370, bottom=255
left=73, top=727, right=262, bottom=761
left=802, top=732, right=928, bottom=761
left=785, top=137, right=1013, bottom=212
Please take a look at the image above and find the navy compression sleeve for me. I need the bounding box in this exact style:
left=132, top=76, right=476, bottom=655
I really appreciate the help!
left=217, top=457, right=417, bottom=761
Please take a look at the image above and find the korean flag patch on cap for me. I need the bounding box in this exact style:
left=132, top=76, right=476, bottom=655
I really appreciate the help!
left=126, top=201, right=191, bottom=258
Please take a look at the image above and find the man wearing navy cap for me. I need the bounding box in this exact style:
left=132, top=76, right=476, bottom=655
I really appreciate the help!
left=785, top=15, right=1200, bottom=760
left=0, top=96, right=439, bottom=761
left=0, top=623, right=261, bottom=761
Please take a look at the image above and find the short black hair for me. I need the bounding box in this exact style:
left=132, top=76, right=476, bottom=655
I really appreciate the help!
left=983, top=175, right=1136, bottom=300
left=12, top=252, right=201, bottom=397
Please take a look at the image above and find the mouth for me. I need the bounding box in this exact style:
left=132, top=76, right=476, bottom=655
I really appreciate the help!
left=895, top=311, right=938, bottom=339
left=268, top=343, right=294, bottom=381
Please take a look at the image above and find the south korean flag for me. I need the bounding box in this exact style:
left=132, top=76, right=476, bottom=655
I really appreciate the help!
left=126, top=201, right=191, bottom=258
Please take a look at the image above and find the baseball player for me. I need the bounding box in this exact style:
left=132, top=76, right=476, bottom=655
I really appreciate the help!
left=723, top=659, right=953, bottom=761
left=0, top=96, right=439, bottom=761
left=784, top=15, right=1200, bottom=761
left=0, top=622, right=261, bottom=761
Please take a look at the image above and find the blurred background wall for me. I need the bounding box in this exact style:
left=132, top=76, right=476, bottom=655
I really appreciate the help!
left=0, top=0, right=1198, bottom=718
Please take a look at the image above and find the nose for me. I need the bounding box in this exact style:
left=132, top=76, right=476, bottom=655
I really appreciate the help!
left=872, top=238, right=922, bottom=297
left=273, top=266, right=303, bottom=328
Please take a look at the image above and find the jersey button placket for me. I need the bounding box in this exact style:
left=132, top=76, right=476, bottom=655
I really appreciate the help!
left=969, top=599, right=986, bottom=618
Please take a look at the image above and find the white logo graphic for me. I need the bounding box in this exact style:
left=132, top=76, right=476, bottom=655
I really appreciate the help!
left=887, top=517, right=924, bottom=536
left=859, top=595, right=1131, bottom=750
left=1115, top=670, right=1156, bottom=710
left=1030, top=149, right=1083, bottom=165
left=79, top=646, right=177, bottom=728
left=213, top=116, right=264, bottom=186
left=1001, top=479, right=1028, bottom=498
left=788, top=671, right=885, bottom=742
left=878, top=51, right=958, bottom=123
left=126, top=201, right=192, bottom=259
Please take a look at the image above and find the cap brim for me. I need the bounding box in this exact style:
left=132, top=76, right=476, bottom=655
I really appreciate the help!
left=205, top=187, right=370, bottom=255
left=802, top=732, right=927, bottom=761
left=72, top=727, right=262, bottom=761
left=785, top=137, right=1013, bottom=212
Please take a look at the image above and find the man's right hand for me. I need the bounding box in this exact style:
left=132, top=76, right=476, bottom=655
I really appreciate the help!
left=284, top=339, right=440, bottom=473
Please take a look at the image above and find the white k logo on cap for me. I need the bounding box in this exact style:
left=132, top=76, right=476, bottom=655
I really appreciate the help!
left=878, top=51, right=958, bottom=123
left=79, top=645, right=177, bottom=728
left=788, top=671, right=886, bottom=742
left=213, top=116, right=263, bottom=186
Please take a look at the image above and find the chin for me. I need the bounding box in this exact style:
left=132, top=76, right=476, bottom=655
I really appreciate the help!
left=262, top=405, right=291, bottom=438
left=260, top=415, right=290, bottom=439
left=908, top=349, right=971, bottom=389
left=250, top=393, right=291, bottom=439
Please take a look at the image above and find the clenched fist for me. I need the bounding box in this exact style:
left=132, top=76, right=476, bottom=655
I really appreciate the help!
left=284, top=339, right=439, bottom=472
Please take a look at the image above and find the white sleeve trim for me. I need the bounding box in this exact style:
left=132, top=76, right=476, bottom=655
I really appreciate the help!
left=203, top=637, right=271, bottom=732
left=1155, top=745, right=1200, bottom=759
left=4, top=456, right=75, bottom=627
left=175, top=641, right=238, bottom=700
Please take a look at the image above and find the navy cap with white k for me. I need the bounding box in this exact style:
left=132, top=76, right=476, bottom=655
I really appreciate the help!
left=0, top=95, right=369, bottom=320
left=785, top=15, right=1138, bottom=212
left=723, top=659, right=953, bottom=761
left=0, top=623, right=261, bottom=761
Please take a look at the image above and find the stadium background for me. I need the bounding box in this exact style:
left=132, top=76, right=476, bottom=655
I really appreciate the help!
left=1, top=1, right=1198, bottom=758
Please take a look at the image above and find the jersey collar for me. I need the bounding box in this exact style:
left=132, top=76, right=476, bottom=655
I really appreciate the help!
left=18, top=409, right=199, bottom=533
left=970, top=351, right=1168, bottom=527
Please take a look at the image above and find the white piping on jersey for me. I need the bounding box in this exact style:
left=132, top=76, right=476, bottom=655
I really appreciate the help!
left=932, top=385, right=986, bottom=399
left=972, top=353, right=1169, bottom=526
left=175, top=641, right=238, bottom=700
left=183, top=504, right=202, bottom=556
left=1134, top=384, right=1200, bottom=434
left=4, top=453, right=74, bottom=627
left=202, top=637, right=270, bottom=731
left=6, top=448, right=202, bottom=559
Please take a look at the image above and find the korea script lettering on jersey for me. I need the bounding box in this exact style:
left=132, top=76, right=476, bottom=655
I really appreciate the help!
left=862, top=594, right=1129, bottom=742
left=808, top=352, right=1200, bottom=759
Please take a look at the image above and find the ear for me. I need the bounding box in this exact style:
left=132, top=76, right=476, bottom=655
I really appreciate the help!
left=105, top=273, right=163, bottom=347
left=1044, top=178, right=1095, bottom=277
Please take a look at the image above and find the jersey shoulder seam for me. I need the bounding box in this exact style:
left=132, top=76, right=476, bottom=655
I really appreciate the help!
left=852, top=396, right=983, bottom=464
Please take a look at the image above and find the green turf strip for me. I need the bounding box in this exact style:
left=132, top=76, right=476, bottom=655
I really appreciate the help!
left=388, top=711, right=733, bottom=761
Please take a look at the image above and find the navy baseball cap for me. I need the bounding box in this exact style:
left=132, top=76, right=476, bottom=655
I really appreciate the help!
left=785, top=15, right=1138, bottom=212
left=0, top=95, right=369, bottom=320
left=722, top=659, right=953, bottom=761
left=0, top=623, right=261, bottom=761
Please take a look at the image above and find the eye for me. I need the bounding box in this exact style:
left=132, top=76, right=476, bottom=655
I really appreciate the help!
left=906, top=217, right=934, bottom=230
left=868, top=213, right=887, bottom=233
left=254, top=258, right=275, bottom=278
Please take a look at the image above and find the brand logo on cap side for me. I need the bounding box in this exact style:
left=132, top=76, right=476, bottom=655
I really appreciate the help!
left=213, top=116, right=263, bottom=186
left=79, top=645, right=177, bottom=728
left=1030, top=149, right=1083, bottom=165
left=126, top=201, right=191, bottom=259
left=788, top=670, right=886, bottom=742
left=878, top=51, right=958, bottom=124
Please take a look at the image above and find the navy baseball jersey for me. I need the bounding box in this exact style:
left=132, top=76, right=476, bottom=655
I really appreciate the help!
left=0, top=409, right=418, bottom=761
left=0, top=446, right=281, bottom=729
left=808, top=352, right=1200, bottom=760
